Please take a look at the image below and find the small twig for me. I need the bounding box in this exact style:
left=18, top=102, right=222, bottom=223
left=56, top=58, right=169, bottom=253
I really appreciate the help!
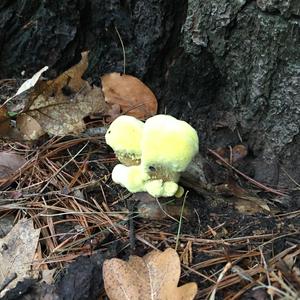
left=209, top=261, right=232, bottom=300
left=182, top=264, right=216, bottom=284
left=0, top=272, right=17, bottom=292
left=38, top=142, right=89, bottom=195
left=154, top=197, right=179, bottom=223
left=114, top=26, right=126, bottom=74
left=259, top=247, right=273, bottom=300
left=125, top=198, right=136, bottom=253
left=208, top=148, right=287, bottom=196
left=175, top=191, right=188, bottom=251
left=135, top=234, right=158, bottom=251
left=280, top=166, right=300, bottom=188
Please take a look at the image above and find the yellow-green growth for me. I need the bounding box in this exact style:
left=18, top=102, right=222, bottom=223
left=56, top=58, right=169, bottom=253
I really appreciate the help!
left=174, top=186, right=184, bottom=198
left=112, top=164, right=149, bottom=193
left=141, top=115, right=199, bottom=172
left=108, top=114, right=199, bottom=198
left=144, top=180, right=179, bottom=198
left=105, top=116, right=144, bottom=165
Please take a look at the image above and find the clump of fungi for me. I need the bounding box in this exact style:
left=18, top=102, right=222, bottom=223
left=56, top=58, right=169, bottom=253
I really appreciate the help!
left=105, top=115, right=199, bottom=198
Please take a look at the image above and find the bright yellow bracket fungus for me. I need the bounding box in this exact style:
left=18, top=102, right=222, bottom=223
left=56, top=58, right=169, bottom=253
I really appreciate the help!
left=144, top=180, right=185, bottom=198
left=112, top=164, right=149, bottom=193
left=105, top=115, right=144, bottom=166
left=141, top=115, right=199, bottom=174
left=106, top=114, right=199, bottom=198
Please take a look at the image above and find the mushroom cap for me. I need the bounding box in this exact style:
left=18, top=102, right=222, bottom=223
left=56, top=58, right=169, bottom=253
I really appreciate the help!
left=111, top=164, right=149, bottom=193
left=141, top=115, right=199, bottom=172
left=108, top=114, right=199, bottom=198
left=112, top=164, right=181, bottom=197
left=105, top=116, right=144, bottom=162
left=144, top=180, right=179, bottom=198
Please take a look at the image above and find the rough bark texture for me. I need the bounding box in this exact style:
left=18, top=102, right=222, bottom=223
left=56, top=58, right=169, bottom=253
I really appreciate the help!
left=0, top=0, right=299, bottom=190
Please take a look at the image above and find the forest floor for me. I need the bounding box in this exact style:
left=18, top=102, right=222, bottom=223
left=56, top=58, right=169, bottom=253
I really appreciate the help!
left=0, top=78, right=299, bottom=300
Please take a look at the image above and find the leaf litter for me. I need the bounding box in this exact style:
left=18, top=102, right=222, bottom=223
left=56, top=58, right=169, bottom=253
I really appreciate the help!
left=0, top=53, right=298, bottom=300
left=101, top=72, right=158, bottom=120
left=1, top=52, right=158, bottom=141
left=0, top=129, right=298, bottom=299
left=103, top=248, right=197, bottom=300
left=0, top=66, right=48, bottom=109
left=0, top=218, right=41, bottom=297
left=0, top=151, right=26, bottom=180
left=17, top=51, right=108, bottom=138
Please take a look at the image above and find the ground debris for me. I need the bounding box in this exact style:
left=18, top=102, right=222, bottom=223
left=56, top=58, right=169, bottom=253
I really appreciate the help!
left=0, top=132, right=298, bottom=299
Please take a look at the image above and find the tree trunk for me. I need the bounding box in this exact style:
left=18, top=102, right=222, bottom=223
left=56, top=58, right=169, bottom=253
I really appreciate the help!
left=1, top=0, right=299, bottom=192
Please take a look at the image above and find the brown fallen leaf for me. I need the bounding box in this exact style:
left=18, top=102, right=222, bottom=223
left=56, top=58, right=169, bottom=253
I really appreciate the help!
left=103, top=248, right=197, bottom=300
left=0, top=106, right=11, bottom=136
left=101, top=72, right=157, bottom=120
left=16, top=113, right=45, bottom=140
left=47, top=51, right=87, bottom=95
left=215, top=144, right=248, bottom=164
left=16, top=51, right=108, bottom=139
left=215, top=180, right=271, bottom=214
left=135, top=194, right=192, bottom=220
left=18, top=83, right=106, bottom=137
left=0, top=218, right=41, bottom=297
left=0, top=152, right=27, bottom=180
left=0, top=106, right=28, bottom=141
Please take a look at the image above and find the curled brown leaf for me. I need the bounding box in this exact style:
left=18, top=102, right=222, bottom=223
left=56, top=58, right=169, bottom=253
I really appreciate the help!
left=101, top=72, right=157, bottom=120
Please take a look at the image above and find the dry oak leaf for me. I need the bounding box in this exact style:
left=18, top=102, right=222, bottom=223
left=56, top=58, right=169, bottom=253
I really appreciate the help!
left=17, top=51, right=108, bottom=138
left=103, top=248, right=197, bottom=300
left=101, top=72, right=158, bottom=120
left=43, top=51, right=88, bottom=97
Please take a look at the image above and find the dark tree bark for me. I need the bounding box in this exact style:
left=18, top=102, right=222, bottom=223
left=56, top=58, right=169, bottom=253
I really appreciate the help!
left=0, top=0, right=299, bottom=192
